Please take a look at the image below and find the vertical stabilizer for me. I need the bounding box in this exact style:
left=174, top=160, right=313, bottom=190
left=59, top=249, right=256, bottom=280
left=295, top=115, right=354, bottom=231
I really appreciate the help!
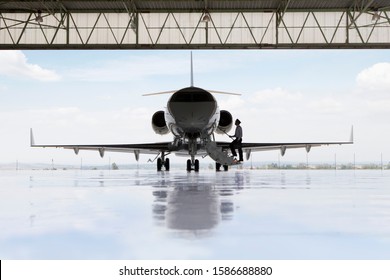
left=190, top=52, right=194, bottom=87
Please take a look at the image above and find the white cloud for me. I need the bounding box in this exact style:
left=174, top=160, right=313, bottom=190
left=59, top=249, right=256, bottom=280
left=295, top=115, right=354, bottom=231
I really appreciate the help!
left=25, top=106, right=159, bottom=144
left=27, top=107, right=98, bottom=130
left=0, top=51, right=60, bottom=81
left=251, top=87, right=302, bottom=104
left=364, top=99, right=390, bottom=114
left=0, top=84, right=8, bottom=92
left=218, top=95, right=245, bottom=111
left=307, top=98, right=343, bottom=114
left=244, top=87, right=304, bottom=118
left=66, top=55, right=189, bottom=82
left=356, top=62, right=390, bottom=91
left=64, top=52, right=241, bottom=82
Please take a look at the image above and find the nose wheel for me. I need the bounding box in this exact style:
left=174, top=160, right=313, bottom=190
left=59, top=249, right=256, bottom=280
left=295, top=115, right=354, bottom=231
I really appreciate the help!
left=186, top=159, right=199, bottom=172
left=157, top=155, right=170, bottom=171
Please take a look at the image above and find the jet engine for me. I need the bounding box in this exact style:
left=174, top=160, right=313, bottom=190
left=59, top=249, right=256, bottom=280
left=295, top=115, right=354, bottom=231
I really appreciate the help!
left=152, top=111, right=169, bottom=135
left=216, top=110, right=233, bottom=134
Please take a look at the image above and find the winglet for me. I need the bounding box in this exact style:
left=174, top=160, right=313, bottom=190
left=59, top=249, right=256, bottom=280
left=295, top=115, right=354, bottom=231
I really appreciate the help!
left=190, top=52, right=194, bottom=87
left=350, top=125, right=354, bottom=143
left=30, top=128, right=35, bottom=147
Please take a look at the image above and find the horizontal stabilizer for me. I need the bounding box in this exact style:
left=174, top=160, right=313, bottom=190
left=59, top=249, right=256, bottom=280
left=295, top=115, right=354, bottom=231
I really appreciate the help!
left=143, top=89, right=241, bottom=96
left=208, top=90, right=241, bottom=96
left=142, top=90, right=177, bottom=96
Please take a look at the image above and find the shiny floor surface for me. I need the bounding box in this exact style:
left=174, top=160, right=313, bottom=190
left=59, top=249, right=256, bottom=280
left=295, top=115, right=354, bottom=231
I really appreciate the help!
left=1, top=169, right=390, bottom=259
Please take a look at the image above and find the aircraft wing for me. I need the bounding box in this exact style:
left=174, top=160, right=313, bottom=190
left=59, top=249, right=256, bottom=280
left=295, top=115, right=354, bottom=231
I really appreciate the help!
left=30, top=129, right=170, bottom=160
left=216, top=127, right=354, bottom=159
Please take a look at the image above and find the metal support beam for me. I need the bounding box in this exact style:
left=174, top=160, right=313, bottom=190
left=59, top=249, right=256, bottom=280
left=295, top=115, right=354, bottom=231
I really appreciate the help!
left=1, top=9, right=390, bottom=49
left=277, top=0, right=292, bottom=27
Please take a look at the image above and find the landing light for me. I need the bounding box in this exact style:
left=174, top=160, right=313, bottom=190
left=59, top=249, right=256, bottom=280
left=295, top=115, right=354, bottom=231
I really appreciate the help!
left=372, top=11, right=380, bottom=21
left=202, top=13, right=211, bottom=22
left=35, top=10, right=43, bottom=23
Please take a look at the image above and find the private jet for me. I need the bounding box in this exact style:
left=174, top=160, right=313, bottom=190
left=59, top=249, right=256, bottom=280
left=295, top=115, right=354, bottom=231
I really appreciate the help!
left=31, top=54, right=353, bottom=172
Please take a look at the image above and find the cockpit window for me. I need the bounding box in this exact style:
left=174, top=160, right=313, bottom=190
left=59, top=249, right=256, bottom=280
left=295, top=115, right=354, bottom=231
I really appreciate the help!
left=192, top=92, right=213, bottom=102
left=170, top=87, right=214, bottom=102
left=170, top=92, right=192, bottom=102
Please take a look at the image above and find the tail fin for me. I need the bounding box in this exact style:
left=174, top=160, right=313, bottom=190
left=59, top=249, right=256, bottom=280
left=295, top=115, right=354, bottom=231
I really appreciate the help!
left=190, top=52, right=194, bottom=87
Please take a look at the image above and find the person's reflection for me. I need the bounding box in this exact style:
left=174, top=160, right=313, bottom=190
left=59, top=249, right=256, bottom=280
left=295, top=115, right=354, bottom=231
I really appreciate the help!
left=152, top=179, right=234, bottom=234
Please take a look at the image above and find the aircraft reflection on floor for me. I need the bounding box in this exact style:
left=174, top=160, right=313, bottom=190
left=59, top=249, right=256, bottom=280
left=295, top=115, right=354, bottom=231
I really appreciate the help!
left=152, top=171, right=247, bottom=235
left=27, top=169, right=249, bottom=236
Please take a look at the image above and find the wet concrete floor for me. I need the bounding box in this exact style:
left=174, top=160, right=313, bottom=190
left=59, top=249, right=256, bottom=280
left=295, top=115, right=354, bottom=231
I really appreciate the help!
left=1, top=169, right=390, bottom=259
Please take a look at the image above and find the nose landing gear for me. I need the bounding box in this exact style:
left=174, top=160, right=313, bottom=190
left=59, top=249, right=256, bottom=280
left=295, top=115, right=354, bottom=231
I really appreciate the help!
left=186, top=158, right=199, bottom=172
left=156, top=152, right=170, bottom=171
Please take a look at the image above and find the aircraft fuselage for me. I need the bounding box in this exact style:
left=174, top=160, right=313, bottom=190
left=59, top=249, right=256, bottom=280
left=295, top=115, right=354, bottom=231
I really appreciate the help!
left=165, top=87, right=219, bottom=141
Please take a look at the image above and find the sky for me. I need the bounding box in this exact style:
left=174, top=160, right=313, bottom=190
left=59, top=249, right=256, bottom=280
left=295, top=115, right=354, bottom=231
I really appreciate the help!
left=0, top=49, right=389, bottom=167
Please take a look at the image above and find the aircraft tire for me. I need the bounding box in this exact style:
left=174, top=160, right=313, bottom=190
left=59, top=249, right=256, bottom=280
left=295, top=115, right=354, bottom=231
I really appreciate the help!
left=186, top=159, right=191, bottom=172
left=157, top=158, right=162, bottom=171
left=164, top=158, right=170, bottom=171
left=194, top=159, right=199, bottom=172
left=216, top=162, right=221, bottom=171
left=223, top=165, right=229, bottom=171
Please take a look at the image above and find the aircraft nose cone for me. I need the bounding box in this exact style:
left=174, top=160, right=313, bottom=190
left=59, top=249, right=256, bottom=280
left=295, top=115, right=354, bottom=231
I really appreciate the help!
left=169, top=102, right=215, bottom=131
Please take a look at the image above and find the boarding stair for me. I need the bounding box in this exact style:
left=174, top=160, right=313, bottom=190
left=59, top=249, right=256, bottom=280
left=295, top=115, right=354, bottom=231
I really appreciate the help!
left=205, top=141, right=241, bottom=166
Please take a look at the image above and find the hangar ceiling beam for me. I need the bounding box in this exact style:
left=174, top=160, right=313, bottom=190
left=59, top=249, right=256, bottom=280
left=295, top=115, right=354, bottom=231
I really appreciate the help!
left=348, top=0, right=377, bottom=29
left=1, top=0, right=390, bottom=49
left=276, top=0, right=292, bottom=27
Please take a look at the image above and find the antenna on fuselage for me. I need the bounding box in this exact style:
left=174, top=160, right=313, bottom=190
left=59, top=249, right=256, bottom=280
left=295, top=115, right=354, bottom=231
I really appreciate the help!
left=190, top=52, right=194, bottom=87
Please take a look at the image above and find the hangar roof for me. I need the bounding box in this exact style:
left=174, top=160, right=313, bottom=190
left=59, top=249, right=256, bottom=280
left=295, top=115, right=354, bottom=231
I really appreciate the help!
left=1, top=0, right=390, bottom=49
left=1, top=0, right=390, bottom=13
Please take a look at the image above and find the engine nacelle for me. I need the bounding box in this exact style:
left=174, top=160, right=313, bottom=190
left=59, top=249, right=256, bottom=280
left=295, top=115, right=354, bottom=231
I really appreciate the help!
left=152, top=111, right=169, bottom=135
left=215, top=110, right=233, bottom=134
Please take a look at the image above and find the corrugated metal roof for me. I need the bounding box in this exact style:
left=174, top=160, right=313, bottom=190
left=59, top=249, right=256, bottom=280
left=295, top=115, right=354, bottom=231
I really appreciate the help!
left=1, top=0, right=390, bottom=13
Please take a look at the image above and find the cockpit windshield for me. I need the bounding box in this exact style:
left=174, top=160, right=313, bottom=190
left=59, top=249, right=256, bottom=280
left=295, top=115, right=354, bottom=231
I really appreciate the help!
left=170, top=87, right=214, bottom=102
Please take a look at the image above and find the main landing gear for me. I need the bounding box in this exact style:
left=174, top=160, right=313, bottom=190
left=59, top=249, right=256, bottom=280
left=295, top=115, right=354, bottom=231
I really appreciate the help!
left=215, top=162, right=229, bottom=172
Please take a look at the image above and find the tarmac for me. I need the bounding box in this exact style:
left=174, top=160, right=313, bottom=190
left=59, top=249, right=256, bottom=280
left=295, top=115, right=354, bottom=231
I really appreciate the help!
left=1, top=169, right=390, bottom=259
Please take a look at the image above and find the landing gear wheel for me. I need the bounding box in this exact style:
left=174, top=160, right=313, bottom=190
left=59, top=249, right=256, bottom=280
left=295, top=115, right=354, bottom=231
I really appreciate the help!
left=216, top=162, right=221, bottom=172
left=164, top=158, right=170, bottom=171
left=223, top=165, right=229, bottom=171
left=157, top=158, right=162, bottom=171
left=194, top=159, right=199, bottom=172
left=186, top=159, right=191, bottom=172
